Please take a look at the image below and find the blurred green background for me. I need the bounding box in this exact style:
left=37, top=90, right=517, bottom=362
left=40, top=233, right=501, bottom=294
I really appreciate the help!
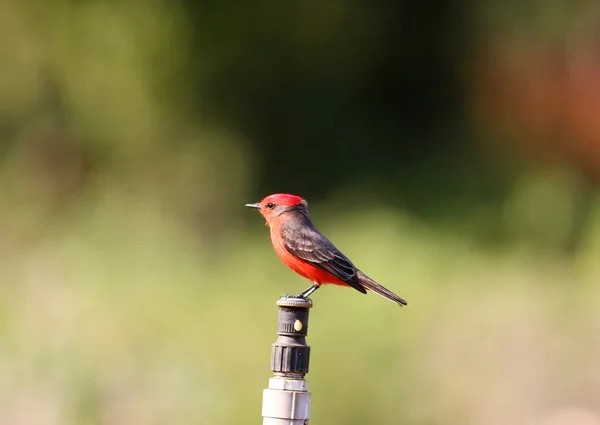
left=2, top=1, right=600, bottom=424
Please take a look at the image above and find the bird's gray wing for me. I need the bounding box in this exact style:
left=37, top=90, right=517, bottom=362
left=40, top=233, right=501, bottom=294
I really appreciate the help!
left=281, top=220, right=366, bottom=293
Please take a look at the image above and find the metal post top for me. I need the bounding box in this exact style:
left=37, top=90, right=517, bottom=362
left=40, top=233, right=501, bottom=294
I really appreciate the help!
left=276, top=296, right=313, bottom=309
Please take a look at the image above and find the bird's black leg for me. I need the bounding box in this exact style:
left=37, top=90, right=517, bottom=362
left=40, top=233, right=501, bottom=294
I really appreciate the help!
left=297, top=283, right=320, bottom=299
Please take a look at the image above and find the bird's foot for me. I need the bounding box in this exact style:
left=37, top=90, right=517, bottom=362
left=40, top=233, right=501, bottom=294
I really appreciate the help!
left=280, top=293, right=310, bottom=300
left=280, top=284, right=319, bottom=301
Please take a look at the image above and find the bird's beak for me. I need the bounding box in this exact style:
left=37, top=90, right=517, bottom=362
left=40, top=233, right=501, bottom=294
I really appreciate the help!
left=245, top=202, right=261, bottom=209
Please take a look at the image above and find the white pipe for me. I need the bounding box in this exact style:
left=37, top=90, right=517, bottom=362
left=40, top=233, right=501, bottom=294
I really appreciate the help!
left=262, top=377, right=311, bottom=424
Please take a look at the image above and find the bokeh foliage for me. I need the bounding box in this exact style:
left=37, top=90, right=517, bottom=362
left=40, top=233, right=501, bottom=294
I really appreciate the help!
left=2, top=1, right=600, bottom=425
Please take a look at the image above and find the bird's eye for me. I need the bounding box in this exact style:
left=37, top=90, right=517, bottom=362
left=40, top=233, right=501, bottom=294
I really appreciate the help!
left=266, top=203, right=275, bottom=209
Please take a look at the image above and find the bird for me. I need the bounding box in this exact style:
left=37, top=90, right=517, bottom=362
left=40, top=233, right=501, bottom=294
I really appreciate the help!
left=246, top=193, right=407, bottom=306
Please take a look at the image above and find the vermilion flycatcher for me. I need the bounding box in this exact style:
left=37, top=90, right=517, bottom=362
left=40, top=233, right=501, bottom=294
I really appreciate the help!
left=246, top=193, right=407, bottom=306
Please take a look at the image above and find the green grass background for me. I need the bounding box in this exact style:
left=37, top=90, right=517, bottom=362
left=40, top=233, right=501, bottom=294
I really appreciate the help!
left=2, top=1, right=600, bottom=424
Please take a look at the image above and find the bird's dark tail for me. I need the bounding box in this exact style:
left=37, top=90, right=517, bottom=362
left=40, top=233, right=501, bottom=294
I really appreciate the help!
left=356, top=270, right=407, bottom=306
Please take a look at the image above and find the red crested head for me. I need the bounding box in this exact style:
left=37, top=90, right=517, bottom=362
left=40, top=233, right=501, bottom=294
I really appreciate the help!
left=245, top=193, right=308, bottom=226
left=260, top=193, right=304, bottom=207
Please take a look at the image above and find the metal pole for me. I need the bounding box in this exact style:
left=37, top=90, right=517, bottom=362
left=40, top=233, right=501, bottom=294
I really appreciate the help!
left=262, top=296, right=313, bottom=424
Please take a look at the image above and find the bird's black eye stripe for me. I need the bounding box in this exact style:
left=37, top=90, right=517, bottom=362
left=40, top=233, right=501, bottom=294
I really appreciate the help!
left=266, top=202, right=276, bottom=209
